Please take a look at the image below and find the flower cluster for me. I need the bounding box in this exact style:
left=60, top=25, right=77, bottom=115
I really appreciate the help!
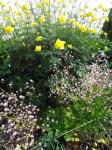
left=0, top=80, right=42, bottom=150
left=4, top=25, right=14, bottom=33
left=54, top=39, right=65, bottom=50
left=49, top=62, right=112, bottom=104
left=0, top=0, right=109, bottom=54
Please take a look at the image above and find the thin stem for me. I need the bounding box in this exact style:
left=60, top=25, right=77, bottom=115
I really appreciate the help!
left=54, top=119, right=94, bottom=140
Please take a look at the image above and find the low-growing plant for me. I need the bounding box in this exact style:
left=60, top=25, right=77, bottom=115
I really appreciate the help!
left=0, top=0, right=112, bottom=149
left=0, top=85, right=43, bottom=150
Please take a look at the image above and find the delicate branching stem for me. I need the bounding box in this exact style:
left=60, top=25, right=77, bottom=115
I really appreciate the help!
left=54, top=119, right=94, bottom=140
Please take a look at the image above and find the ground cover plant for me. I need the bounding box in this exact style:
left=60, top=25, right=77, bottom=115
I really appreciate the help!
left=0, top=0, right=112, bottom=149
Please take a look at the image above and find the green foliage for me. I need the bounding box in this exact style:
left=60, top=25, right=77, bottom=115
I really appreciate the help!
left=0, top=1, right=112, bottom=149
left=35, top=131, right=65, bottom=150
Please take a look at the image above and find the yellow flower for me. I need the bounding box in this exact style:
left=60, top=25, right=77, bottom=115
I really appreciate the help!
left=39, top=15, right=45, bottom=24
left=104, top=46, right=109, bottom=51
left=58, top=15, right=67, bottom=24
left=57, top=0, right=65, bottom=3
left=91, top=16, right=97, bottom=22
left=31, top=22, right=37, bottom=27
left=98, top=3, right=104, bottom=9
left=102, top=7, right=108, bottom=12
left=97, top=139, right=107, bottom=144
left=104, top=32, right=108, bottom=37
left=5, top=16, right=10, bottom=21
left=74, top=138, right=80, bottom=142
left=35, top=36, right=43, bottom=42
left=103, top=16, right=109, bottom=22
left=69, top=18, right=76, bottom=25
left=74, top=133, right=78, bottom=136
left=4, top=26, right=14, bottom=33
left=5, top=9, right=10, bottom=14
left=80, top=14, right=86, bottom=19
left=25, top=11, right=31, bottom=15
left=105, top=18, right=109, bottom=22
left=55, top=39, right=65, bottom=50
left=68, top=44, right=73, bottom=49
left=101, top=30, right=104, bottom=34
left=21, top=3, right=29, bottom=11
left=75, top=21, right=81, bottom=27
left=16, top=12, right=22, bottom=16
left=0, top=1, right=6, bottom=7
left=44, top=0, right=49, bottom=5
left=36, top=2, right=42, bottom=8
left=35, top=46, right=42, bottom=52
left=85, top=12, right=92, bottom=17
left=88, top=28, right=97, bottom=34
left=78, top=24, right=87, bottom=32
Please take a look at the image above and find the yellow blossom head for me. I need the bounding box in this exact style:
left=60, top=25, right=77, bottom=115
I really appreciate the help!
left=69, top=18, right=76, bottom=25
left=25, top=11, right=31, bottom=15
left=16, top=12, right=22, bottom=16
left=44, top=0, right=50, bottom=5
left=91, top=16, right=97, bottom=22
left=68, top=44, right=73, bottom=49
left=103, top=32, right=108, bottom=37
left=4, top=25, right=14, bottom=33
left=55, top=39, right=65, bottom=50
left=0, top=1, right=6, bottom=7
left=21, top=3, right=30, bottom=11
left=35, top=36, right=43, bottom=42
left=74, top=133, right=78, bottom=137
left=88, top=28, right=97, bottom=34
left=104, top=17, right=109, bottom=22
left=78, top=24, right=87, bottom=32
left=31, top=22, right=37, bottom=27
left=74, top=21, right=80, bottom=27
left=85, top=12, right=94, bottom=18
left=36, top=2, right=42, bottom=8
left=35, top=46, right=42, bottom=52
left=39, top=15, right=45, bottom=24
left=74, top=138, right=80, bottom=142
left=98, top=3, right=104, bottom=9
left=102, top=7, right=108, bottom=12
left=5, top=16, right=10, bottom=22
left=58, top=15, right=67, bottom=24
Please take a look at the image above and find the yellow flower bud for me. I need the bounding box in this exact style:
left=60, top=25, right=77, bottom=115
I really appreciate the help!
left=21, top=3, right=30, bottom=11
left=74, top=137, right=80, bottom=142
left=35, top=46, right=42, bottom=52
left=31, top=22, right=37, bottom=27
left=35, top=36, right=43, bottom=42
left=78, top=24, right=87, bottom=32
left=98, top=3, right=104, bottom=9
left=0, top=1, right=6, bottom=7
left=58, top=15, right=67, bottom=24
left=55, top=39, right=65, bottom=50
left=4, top=25, right=14, bottom=33
left=39, top=15, right=45, bottom=24
left=68, top=44, right=73, bottom=49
